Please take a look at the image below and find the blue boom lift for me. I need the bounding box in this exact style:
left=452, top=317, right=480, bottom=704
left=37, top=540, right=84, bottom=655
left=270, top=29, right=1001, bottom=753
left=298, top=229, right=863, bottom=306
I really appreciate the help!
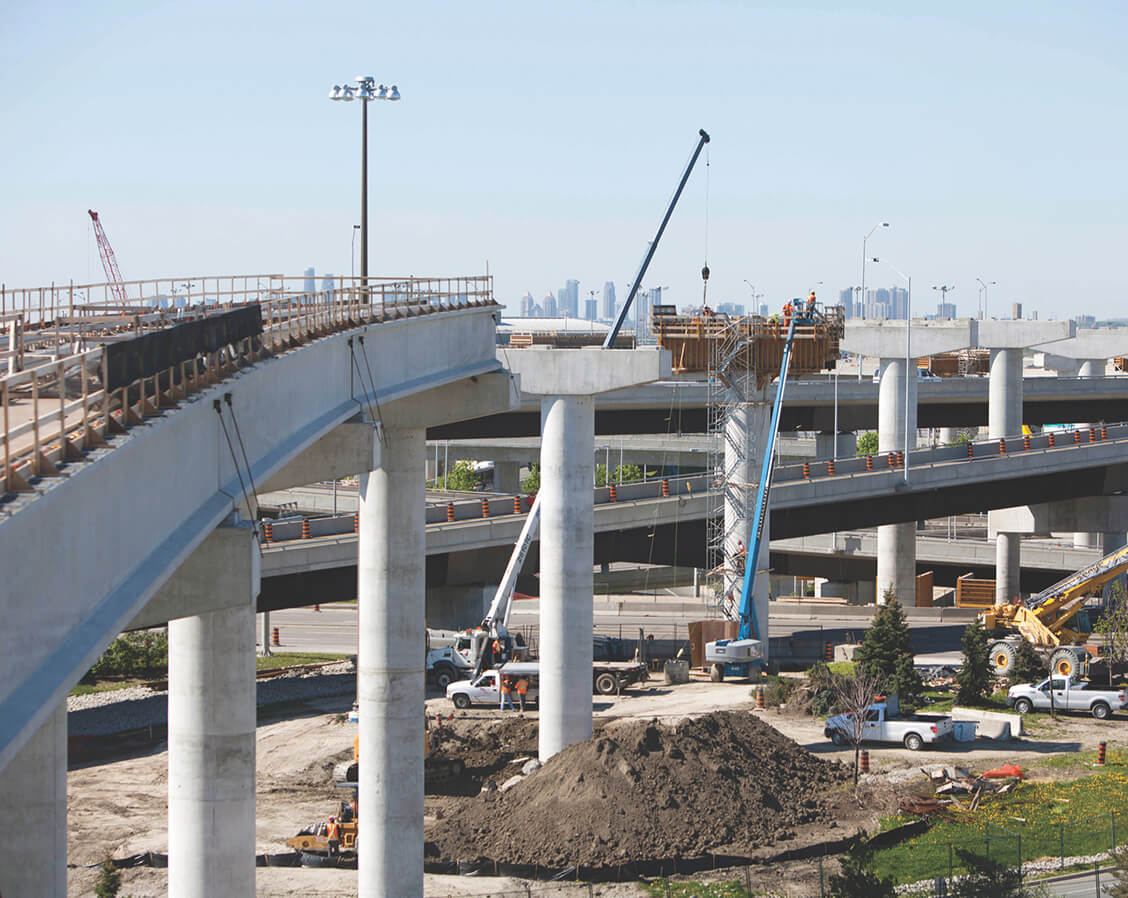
left=704, top=305, right=812, bottom=681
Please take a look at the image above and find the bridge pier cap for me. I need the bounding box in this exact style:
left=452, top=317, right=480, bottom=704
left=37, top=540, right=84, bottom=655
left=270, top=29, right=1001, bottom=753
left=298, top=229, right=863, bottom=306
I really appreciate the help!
left=842, top=319, right=974, bottom=359
left=989, top=497, right=1128, bottom=538
left=976, top=319, right=1074, bottom=350
left=500, top=346, right=672, bottom=396
left=1034, top=328, right=1128, bottom=369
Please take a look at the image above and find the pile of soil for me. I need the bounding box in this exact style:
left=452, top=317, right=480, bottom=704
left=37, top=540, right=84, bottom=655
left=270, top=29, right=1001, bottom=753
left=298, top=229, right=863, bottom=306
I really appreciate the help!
left=427, top=710, right=849, bottom=868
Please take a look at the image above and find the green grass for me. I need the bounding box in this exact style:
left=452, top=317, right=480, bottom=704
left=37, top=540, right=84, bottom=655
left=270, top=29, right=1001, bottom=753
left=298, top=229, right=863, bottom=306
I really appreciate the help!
left=255, top=651, right=348, bottom=671
left=644, top=881, right=757, bottom=898
left=871, top=768, right=1128, bottom=884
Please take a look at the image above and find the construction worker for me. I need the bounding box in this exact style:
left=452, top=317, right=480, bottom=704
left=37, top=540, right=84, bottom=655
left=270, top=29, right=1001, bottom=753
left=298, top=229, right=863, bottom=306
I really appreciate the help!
left=514, top=676, right=529, bottom=713
left=805, top=290, right=817, bottom=317
left=499, top=675, right=514, bottom=711
left=326, top=816, right=341, bottom=858
left=782, top=300, right=793, bottom=327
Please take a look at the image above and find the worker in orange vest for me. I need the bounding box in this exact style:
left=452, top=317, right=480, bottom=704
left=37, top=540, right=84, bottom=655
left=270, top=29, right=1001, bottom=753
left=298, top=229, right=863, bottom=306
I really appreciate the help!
left=514, top=676, right=529, bottom=713
left=499, top=675, right=514, bottom=711
left=326, top=816, right=341, bottom=858
left=805, top=290, right=817, bottom=317
left=782, top=301, right=793, bottom=327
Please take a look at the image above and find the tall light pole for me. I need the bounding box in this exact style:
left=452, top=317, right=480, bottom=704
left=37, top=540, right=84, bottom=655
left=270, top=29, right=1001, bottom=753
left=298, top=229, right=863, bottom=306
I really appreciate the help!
left=976, top=278, right=996, bottom=320
left=859, top=221, right=889, bottom=380
left=872, top=256, right=911, bottom=483
left=330, top=77, right=401, bottom=289
left=932, top=284, right=955, bottom=319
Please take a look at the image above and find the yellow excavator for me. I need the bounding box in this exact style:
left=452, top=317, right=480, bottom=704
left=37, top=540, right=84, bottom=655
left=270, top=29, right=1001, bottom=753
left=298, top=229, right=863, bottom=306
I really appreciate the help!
left=983, top=543, right=1128, bottom=679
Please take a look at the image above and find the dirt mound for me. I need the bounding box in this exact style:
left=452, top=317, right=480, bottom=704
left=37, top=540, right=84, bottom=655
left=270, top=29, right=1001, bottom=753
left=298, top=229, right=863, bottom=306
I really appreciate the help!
left=427, top=710, right=849, bottom=868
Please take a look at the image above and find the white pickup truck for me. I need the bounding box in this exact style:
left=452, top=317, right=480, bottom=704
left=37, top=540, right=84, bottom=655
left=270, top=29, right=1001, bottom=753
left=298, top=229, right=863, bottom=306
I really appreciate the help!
left=1007, top=677, right=1128, bottom=719
left=825, top=695, right=955, bottom=751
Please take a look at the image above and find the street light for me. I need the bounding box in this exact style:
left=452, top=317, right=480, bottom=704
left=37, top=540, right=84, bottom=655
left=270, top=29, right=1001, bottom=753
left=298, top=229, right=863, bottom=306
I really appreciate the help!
left=976, top=278, right=996, bottom=320
left=872, top=256, right=911, bottom=483
left=329, top=77, right=401, bottom=289
left=859, top=221, right=889, bottom=379
left=932, top=285, right=955, bottom=319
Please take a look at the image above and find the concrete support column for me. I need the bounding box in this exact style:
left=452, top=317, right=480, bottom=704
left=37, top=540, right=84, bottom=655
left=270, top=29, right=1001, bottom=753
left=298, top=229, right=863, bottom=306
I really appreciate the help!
left=539, top=395, right=595, bottom=761
left=1073, top=358, right=1107, bottom=548
left=815, top=431, right=856, bottom=459
left=168, top=603, right=256, bottom=898
left=988, top=348, right=1023, bottom=439
left=995, top=532, right=1022, bottom=605
left=876, top=357, right=917, bottom=605
left=0, top=703, right=66, bottom=897
left=938, top=427, right=959, bottom=445
left=493, top=460, right=523, bottom=495
left=358, top=426, right=426, bottom=898
left=724, top=395, right=771, bottom=652
left=259, top=610, right=271, bottom=656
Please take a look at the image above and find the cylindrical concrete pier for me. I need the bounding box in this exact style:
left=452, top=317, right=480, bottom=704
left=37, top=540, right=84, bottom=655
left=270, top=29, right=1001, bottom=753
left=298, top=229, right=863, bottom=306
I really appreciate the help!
left=995, top=532, right=1022, bottom=605
left=876, top=358, right=917, bottom=604
left=539, top=395, right=595, bottom=761
left=168, top=603, right=256, bottom=898
left=0, top=703, right=66, bottom=898
left=358, top=426, right=426, bottom=898
left=988, top=348, right=1023, bottom=439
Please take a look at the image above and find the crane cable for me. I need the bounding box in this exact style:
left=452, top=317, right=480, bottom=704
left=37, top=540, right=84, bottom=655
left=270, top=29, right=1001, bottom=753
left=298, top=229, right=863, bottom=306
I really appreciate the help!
left=701, top=143, right=711, bottom=308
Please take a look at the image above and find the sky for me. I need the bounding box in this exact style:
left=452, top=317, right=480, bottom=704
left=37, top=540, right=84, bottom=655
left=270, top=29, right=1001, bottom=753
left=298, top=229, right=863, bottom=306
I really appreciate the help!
left=2, top=1, right=1126, bottom=320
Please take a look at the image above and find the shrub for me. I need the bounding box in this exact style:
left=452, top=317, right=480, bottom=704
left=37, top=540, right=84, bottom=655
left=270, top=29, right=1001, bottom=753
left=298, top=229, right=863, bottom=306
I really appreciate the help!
left=85, top=629, right=168, bottom=681
left=856, top=431, right=879, bottom=456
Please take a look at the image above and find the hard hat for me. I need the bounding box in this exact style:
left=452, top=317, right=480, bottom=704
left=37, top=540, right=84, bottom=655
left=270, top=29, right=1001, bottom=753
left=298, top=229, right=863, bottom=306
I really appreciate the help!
left=329, top=816, right=335, bottom=822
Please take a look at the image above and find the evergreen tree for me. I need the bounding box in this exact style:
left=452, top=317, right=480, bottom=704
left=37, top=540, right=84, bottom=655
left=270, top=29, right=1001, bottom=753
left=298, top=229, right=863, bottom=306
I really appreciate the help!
left=856, top=431, right=879, bottom=455
left=956, top=618, right=992, bottom=705
left=827, top=837, right=896, bottom=898
left=856, top=594, right=924, bottom=710
left=95, top=858, right=122, bottom=898
left=520, top=464, right=540, bottom=493
left=1007, top=639, right=1046, bottom=686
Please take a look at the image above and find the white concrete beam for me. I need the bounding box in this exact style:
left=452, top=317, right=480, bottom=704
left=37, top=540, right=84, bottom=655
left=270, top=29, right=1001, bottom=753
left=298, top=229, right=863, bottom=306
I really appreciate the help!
left=990, top=497, right=1128, bottom=537
left=502, top=347, right=670, bottom=395
left=843, top=319, right=974, bottom=358
left=976, top=319, right=1073, bottom=349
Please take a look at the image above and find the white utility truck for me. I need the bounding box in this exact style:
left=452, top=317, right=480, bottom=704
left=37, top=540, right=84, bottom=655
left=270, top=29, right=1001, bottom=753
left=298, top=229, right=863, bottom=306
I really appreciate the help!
left=825, top=694, right=955, bottom=751
left=1007, top=677, right=1127, bottom=719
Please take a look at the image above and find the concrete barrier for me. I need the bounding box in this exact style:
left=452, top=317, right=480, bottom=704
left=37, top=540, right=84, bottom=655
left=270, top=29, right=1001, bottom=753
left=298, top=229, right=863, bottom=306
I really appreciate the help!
left=664, top=661, right=690, bottom=684
left=951, top=706, right=1023, bottom=740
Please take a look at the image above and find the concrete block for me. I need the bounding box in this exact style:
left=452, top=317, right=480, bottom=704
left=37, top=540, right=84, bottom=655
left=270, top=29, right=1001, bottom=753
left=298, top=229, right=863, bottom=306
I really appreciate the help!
left=951, top=706, right=1023, bottom=740
left=664, top=660, right=690, bottom=684
left=834, top=644, right=860, bottom=663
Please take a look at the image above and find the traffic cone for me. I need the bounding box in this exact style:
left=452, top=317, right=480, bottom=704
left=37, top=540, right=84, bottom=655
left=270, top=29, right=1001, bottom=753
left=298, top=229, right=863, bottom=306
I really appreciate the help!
left=755, top=687, right=765, bottom=711
left=860, top=750, right=870, bottom=774
left=271, top=627, right=281, bottom=647
left=301, top=519, right=311, bottom=539
left=1098, top=741, right=1107, bottom=765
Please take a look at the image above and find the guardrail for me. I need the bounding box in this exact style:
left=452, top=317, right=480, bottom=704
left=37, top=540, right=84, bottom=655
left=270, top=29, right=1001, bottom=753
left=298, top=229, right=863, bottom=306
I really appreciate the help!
left=1, top=274, right=494, bottom=498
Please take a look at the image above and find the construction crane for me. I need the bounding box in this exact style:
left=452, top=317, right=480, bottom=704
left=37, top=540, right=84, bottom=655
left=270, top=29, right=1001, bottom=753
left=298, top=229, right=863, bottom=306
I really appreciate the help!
left=704, top=306, right=816, bottom=681
left=984, top=543, right=1128, bottom=680
left=470, top=129, right=711, bottom=680
left=88, top=209, right=128, bottom=304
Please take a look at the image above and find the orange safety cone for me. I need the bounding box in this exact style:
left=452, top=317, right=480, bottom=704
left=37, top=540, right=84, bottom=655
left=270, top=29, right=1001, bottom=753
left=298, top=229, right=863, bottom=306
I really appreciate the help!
left=353, top=513, right=359, bottom=533
left=271, top=627, right=281, bottom=647
left=860, top=750, right=870, bottom=774
left=263, top=522, right=274, bottom=542
left=802, top=462, right=811, bottom=479
left=967, top=442, right=974, bottom=458
left=1074, top=429, right=1082, bottom=444
left=827, top=460, right=835, bottom=476
left=301, top=519, right=311, bottom=539
left=755, top=687, right=765, bottom=711
left=888, top=452, right=896, bottom=469
left=1101, top=426, right=1108, bottom=440
left=1098, top=741, right=1107, bottom=765
left=446, top=502, right=455, bottom=522
left=825, top=641, right=833, bottom=661
left=999, top=439, right=1007, bottom=455
left=865, top=455, right=873, bottom=471
left=1023, top=434, right=1031, bottom=450
left=512, top=496, right=522, bottom=514
left=1048, top=432, right=1056, bottom=448
left=608, top=484, right=617, bottom=502
left=661, top=479, right=670, bottom=497
left=480, top=498, right=490, bottom=518
left=897, top=450, right=905, bottom=467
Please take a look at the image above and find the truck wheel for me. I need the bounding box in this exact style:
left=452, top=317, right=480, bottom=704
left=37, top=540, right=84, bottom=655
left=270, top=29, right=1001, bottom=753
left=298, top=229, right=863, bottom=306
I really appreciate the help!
left=989, top=641, right=1018, bottom=675
left=1014, top=698, right=1033, bottom=715
left=1050, top=647, right=1084, bottom=679
left=831, top=730, right=846, bottom=746
left=594, top=672, right=618, bottom=695
left=432, top=664, right=456, bottom=691
left=1092, top=701, right=1111, bottom=720
left=452, top=693, right=471, bottom=710
left=710, top=663, right=725, bottom=683
left=903, top=733, right=924, bottom=751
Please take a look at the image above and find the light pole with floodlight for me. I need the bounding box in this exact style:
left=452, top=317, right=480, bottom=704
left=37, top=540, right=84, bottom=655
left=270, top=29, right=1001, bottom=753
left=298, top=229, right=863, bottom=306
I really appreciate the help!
left=976, top=278, right=996, bottom=320
left=932, top=284, right=955, bottom=319
left=859, top=221, right=889, bottom=379
left=872, top=256, right=912, bottom=483
left=329, top=77, right=400, bottom=289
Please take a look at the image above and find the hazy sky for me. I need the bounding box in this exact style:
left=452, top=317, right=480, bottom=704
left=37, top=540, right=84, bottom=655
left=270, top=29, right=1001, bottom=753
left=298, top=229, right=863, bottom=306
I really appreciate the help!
left=2, top=1, right=1125, bottom=320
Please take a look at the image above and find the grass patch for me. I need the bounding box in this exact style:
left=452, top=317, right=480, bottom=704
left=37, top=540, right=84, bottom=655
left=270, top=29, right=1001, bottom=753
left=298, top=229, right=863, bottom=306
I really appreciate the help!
left=68, top=680, right=144, bottom=697
left=256, top=651, right=348, bottom=671
left=871, top=768, right=1128, bottom=884
left=643, top=881, right=757, bottom=898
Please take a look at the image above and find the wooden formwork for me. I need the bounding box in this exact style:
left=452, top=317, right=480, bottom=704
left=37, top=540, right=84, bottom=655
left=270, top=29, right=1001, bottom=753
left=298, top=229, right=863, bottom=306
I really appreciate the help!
left=652, top=307, right=845, bottom=384
left=507, top=331, right=635, bottom=349
left=956, top=573, right=996, bottom=607
left=919, top=349, right=989, bottom=377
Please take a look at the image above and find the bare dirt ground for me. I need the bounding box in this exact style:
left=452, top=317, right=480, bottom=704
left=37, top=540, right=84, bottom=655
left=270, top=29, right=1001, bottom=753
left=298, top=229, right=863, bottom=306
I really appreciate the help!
left=67, top=681, right=1128, bottom=897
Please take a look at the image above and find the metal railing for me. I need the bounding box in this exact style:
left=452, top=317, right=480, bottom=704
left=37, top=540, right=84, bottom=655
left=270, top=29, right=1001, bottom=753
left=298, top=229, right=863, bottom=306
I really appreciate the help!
left=1, top=273, right=494, bottom=499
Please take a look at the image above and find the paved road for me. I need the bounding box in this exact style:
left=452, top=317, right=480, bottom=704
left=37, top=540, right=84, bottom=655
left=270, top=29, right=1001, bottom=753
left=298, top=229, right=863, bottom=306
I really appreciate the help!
left=1046, top=869, right=1120, bottom=897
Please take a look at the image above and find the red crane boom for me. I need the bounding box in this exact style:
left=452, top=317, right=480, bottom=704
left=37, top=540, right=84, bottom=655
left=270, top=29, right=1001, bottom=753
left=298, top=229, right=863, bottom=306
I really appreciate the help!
left=87, top=209, right=128, bottom=303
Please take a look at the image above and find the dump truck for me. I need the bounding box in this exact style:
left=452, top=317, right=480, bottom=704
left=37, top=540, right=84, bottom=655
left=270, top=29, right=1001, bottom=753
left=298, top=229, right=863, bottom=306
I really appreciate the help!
left=982, top=543, right=1128, bottom=679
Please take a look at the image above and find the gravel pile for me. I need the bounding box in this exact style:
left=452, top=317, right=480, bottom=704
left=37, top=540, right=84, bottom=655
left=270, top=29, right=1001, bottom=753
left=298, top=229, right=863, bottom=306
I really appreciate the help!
left=68, top=669, right=356, bottom=737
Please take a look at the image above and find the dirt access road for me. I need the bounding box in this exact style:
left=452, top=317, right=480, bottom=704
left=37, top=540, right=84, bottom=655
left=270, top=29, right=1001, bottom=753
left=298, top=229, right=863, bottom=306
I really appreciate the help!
left=67, top=680, right=1128, bottom=897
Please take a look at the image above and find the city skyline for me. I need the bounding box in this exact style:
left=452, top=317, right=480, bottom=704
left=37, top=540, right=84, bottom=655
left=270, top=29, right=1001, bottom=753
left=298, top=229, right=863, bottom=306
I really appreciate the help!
left=2, top=2, right=1125, bottom=321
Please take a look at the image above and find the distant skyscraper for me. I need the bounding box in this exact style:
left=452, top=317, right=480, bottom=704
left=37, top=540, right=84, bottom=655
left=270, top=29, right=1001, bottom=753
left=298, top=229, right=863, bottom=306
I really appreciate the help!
left=602, top=282, right=616, bottom=320
left=891, top=286, right=908, bottom=320
left=520, top=291, right=535, bottom=317
left=304, top=267, right=316, bottom=295
left=839, top=288, right=854, bottom=319
left=543, top=291, right=557, bottom=318
left=584, top=298, right=598, bottom=321
left=565, top=279, right=580, bottom=317
left=759, top=302, right=769, bottom=317
left=1011, top=302, right=1023, bottom=320
left=936, top=302, right=957, bottom=320
left=557, top=288, right=568, bottom=318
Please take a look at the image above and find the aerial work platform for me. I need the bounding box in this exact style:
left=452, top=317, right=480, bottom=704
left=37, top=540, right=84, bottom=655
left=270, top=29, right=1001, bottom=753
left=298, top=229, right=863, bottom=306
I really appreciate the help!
left=651, top=304, right=845, bottom=385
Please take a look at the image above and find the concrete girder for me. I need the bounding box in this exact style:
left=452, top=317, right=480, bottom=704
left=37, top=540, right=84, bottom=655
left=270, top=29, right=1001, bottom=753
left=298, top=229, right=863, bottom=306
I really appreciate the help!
left=503, top=346, right=671, bottom=396
left=1030, top=328, right=1127, bottom=361
left=842, top=320, right=974, bottom=358
left=989, top=496, right=1128, bottom=537
left=976, top=319, right=1074, bottom=349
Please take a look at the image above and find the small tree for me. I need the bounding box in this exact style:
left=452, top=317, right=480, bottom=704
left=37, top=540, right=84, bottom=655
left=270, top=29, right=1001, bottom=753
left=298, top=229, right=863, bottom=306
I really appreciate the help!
left=856, top=594, right=924, bottom=710
left=856, top=431, right=879, bottom=456
left=1094, top=581, right=1128, bottom=686
left=520, top=464, right=540, bottom=493
left=827, top=836, right=896, bottom=898
left=830, top=667, right=882, bottom=785
left=1007, top=639, right=1046, bottom=687
left=956, top=618, right=992, bottom=705
left=1107, top=843, right=1128, bottom=898
left=95, top=858, right=122, bottom=898
left=435, top=460, right=482, bottom=491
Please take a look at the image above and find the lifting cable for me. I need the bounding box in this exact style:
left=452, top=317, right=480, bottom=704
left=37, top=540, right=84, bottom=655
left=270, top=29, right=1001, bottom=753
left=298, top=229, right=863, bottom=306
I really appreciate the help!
left=224, top=393, right=263, bottom=523
left=349, top=336, right=387, bottom=446
left=701, top=142, right=711, bottom=308
left=213, top=399, right=260, bottom=546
